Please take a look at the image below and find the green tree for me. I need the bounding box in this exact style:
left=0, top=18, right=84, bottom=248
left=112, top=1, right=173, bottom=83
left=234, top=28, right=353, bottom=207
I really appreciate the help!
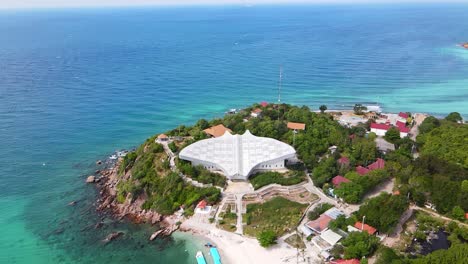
left=445, top=112, right=462, bottom=123
left=451, top=206, right=465, bottom=221
left=319, top=105, right=328, bottom=113
left=385, top=127, right=401, bottom=143
left=257, top=230, right=277, bottom=248
left=341, top=231, right=379, bottom=259
left=353, top=104, right=367, bottom=115
left=418, top=116, right=440, bottom=134
left=356, top=193, right=409, bottom=233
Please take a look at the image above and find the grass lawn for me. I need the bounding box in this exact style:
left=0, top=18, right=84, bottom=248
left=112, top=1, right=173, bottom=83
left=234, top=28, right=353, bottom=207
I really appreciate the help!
left=218, top=211, right=237, bottom=232
left=243, top=197, right=308, bottom=237
left=249, top=170, right=306, bottom=190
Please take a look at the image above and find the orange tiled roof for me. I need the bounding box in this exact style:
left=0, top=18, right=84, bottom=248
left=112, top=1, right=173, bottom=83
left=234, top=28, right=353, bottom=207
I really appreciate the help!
left=157, top=134, right=168, bottom=139
left=287, top=122, right=306, bottom=130
left=354, top=221, right=377, bottom=235
left=203, top=124, right=232, bottom=138
left=306, top=214, right=332, bottom=233
left=252, top=108, right=263, bottom=114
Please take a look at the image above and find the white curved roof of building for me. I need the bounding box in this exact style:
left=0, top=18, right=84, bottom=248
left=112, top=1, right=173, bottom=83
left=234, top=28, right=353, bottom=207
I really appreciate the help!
left=179, top=130, right=296, bottom=178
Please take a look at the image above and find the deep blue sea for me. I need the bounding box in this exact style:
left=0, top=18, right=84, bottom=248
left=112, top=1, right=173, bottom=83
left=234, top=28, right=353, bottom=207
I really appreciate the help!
left=0, top=4, right=467, bottom=263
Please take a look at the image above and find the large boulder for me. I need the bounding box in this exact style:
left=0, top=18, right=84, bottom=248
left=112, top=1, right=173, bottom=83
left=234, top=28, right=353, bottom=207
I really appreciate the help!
left=86, top=175, right=96, bottom=183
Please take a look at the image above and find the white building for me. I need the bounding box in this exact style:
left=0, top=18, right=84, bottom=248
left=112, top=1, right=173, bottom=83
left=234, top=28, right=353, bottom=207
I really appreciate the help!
left=179, top=130, right=296, bottom=180
left=312, top=229, right=343, bottom=251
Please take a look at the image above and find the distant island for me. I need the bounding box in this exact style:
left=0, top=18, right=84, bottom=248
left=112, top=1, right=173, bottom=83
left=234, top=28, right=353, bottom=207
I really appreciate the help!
left=89, top=103, right=467, bottom=264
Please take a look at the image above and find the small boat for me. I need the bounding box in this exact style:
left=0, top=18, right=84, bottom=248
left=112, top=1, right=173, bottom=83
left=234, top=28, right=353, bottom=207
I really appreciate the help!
left=210, top=247, right=222, bottom=264
left=196, top=251, right=207, bottom=264
left=109, top=154, right=118, bottom=160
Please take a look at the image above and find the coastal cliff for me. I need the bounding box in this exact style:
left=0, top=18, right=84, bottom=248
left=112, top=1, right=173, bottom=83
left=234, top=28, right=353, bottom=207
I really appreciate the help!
left=95, top=164, right=164, bottom=225
left=93, top=135, right=221, bottom=229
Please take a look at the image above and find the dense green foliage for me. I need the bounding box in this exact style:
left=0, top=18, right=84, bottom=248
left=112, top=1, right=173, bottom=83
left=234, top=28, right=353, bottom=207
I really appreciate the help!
left=382, top=116, right=468, bottom=215
left=116, top=140, right=221, bottom=215
left=319, top=105, right=327, bottom=113
left=341, top=231, right=380, bottom=259
left=417, top=116, right=440, bottom=134
left=328, top=214, right=357, bottom=231
left=334, top=169, right=389, bottom=204
left=410, top=243, right=468, bottom=264
left=311, top=157, right=337, bottom=187
left=257, top=230, right=277, bottom=248
left=177, top=160, right=226, bottom=187
left=385, top=127, right=401, bottom=143
left=417, top=122, right=468, bottom=168
left=307, top=203, right=334, bottom=220
left=356, top=193, right=409, bottom=234
left=444, top=112, right=463, bottom=123
left=249, top=170, right=305, bottom=190
left=244, top=197, right=307, bottom=237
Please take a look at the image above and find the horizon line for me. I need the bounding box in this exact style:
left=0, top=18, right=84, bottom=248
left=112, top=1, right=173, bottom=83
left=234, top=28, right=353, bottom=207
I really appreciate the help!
left=1, top=1, right=468, bottom=11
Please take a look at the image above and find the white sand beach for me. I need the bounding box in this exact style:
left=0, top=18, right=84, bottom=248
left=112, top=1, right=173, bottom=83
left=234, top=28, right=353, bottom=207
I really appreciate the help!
left=180, top=214, right=320, bottom=264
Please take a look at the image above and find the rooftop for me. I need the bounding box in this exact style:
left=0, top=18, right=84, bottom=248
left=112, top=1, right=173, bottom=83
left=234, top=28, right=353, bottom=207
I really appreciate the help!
left=356, top=166, right=370, bottom=176
left=203, top=124, right=232, bottom=138
left=354, top=221, right=377, bottom=235
left=287, top=122, right=306, bottom=130
left=306, top=214, right=332, bottom=233
left=332, top=175, right=350, bottom=187
left=323, top=207, right=345, bottom=219
left=157, top=134, right=168, bottom=139
left=370, top=123, right=391, bottom=131
left=179, top=130, right=296, bottom=178
left=367, top=158, right=385, bottom=170
left=337, top=156, right=350, bottom=165
left=320, top=229, right=343, bottom=246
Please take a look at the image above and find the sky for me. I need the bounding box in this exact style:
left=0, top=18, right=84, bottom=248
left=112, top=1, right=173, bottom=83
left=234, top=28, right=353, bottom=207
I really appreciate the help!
left=1, top=0, right=467, bottom=9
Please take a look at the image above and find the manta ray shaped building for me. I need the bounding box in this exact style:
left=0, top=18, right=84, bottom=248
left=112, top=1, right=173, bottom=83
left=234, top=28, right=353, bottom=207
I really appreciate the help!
left=179, top=130, right=296, bottom=180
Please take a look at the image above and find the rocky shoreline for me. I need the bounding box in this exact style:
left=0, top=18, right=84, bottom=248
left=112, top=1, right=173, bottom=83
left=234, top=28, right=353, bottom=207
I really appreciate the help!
left=90, top=159, right=178, bottom=238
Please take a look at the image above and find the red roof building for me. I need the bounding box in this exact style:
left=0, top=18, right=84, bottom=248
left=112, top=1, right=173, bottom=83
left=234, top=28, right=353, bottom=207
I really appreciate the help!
left=331, top=259, right=360, bottom=264
left=338, top=156, right=350, bottom=166
left=465, top=213, right=468, bottom=220
left=260, top=101, right=268, bottom=107
left=332, top=175, right=350, bottom=187
left=197, top=200, right=207, bottom=209
left=287, top=122, right=306, bottom=130
left=203, top=124, right=232, bottom=138
left=367, top=158, right=385, bottom=170
left=305, top=214, right=332, bottom=234
left=370, top=123, right=390, bottom=131
left=354, top=221, right=377, bottom=235
left=399, top=112, right=409, bottom=119
left=356, top=166, right=370, bottom=176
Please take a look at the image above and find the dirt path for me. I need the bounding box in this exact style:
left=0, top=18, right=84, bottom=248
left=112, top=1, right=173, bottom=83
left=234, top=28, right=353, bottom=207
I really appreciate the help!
left=410, top=113, right=428, bottom=140
left=411, top=205, right=468, bottom=228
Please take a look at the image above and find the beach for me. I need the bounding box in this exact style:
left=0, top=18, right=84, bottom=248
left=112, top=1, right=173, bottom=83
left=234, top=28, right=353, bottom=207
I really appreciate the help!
left=181, top=215, right=319, bottom=264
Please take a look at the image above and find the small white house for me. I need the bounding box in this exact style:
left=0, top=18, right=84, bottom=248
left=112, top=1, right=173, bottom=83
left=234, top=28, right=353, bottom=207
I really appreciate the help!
left=251, top=108, right=263, bottom=118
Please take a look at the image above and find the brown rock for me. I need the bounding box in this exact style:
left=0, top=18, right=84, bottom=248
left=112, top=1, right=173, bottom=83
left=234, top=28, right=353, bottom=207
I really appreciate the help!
left=86, top=175, right=96, bottom=183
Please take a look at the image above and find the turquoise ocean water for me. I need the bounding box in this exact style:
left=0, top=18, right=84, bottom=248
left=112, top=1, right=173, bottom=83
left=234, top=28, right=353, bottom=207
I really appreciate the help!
left=1, top=4, right=468, bottom=264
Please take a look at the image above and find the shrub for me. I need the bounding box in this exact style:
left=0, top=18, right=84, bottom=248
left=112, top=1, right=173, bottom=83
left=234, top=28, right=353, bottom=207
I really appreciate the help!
left=257, top=230, right=277, bottom=248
